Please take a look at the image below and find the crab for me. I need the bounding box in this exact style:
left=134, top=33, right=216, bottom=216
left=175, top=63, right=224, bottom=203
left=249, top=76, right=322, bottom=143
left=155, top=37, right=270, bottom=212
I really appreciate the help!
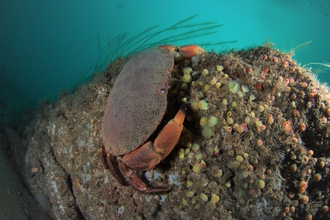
left=100, top=44, right=206, bottom=193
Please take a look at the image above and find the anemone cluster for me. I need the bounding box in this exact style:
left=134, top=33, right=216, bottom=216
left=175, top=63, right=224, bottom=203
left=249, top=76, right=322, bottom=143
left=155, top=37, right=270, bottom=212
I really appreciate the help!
left=162, top=46, right=330, bottom=219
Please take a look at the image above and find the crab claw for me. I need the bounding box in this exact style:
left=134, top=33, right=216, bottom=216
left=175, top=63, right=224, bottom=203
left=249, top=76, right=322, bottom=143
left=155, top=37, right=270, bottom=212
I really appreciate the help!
left=116, top=106, right=185, bottom=194
left=158, top=44, right=206, bottom=61
left=122, top=106, right=185, bottom=171
left=158, top=45, right=177, bottom=53
left=102, top=104, right=186, bottom=194
left=158, top=45, right=181, bottom=60
left=177, top=44, right=206, bottom=60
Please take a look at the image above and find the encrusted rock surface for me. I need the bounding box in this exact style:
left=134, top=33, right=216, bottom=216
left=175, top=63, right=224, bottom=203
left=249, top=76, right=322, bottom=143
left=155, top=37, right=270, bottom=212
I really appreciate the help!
left=13, top=46, right=330, bottom=219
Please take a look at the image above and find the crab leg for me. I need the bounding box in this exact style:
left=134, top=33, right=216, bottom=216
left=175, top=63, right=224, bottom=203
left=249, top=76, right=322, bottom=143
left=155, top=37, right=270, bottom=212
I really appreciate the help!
left=99, top=148, right=129, bottom=186
left=118, top=161, right=171, bottom=194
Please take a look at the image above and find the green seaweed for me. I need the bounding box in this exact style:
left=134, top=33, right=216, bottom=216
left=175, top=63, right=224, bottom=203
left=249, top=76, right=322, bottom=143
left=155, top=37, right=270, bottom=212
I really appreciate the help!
left=71, top=63, right=94, bottom=91
left=97, top=14, right=236, bottom=71
left=289, top=40, right=312, bottom=54
left=73, top=14, right=237, bottom=88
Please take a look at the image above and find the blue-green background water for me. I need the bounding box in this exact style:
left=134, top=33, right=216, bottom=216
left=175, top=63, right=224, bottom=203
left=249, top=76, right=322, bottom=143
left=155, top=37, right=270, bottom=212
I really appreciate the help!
left=0, top=0, right=329, bottom=120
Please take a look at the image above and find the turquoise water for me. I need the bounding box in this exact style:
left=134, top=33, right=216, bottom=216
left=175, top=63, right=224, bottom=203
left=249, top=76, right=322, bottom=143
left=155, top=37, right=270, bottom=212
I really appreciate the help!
left=0, top=0, right=329, bottom=118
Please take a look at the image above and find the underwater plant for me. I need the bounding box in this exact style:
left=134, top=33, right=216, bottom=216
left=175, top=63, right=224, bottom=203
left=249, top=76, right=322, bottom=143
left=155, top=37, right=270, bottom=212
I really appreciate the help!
left=71, top=14, right=237, bottom=89
left=95, top=14, right=236, bottom=71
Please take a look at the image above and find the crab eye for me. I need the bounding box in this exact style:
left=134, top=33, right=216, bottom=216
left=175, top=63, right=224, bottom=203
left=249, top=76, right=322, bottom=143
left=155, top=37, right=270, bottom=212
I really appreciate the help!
left=160, top=88, right=166, bottom=94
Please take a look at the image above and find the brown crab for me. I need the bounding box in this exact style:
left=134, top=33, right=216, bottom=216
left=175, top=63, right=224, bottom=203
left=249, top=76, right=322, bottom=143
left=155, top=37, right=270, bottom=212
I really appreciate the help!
left=100, top=45, right=205, bottom=193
